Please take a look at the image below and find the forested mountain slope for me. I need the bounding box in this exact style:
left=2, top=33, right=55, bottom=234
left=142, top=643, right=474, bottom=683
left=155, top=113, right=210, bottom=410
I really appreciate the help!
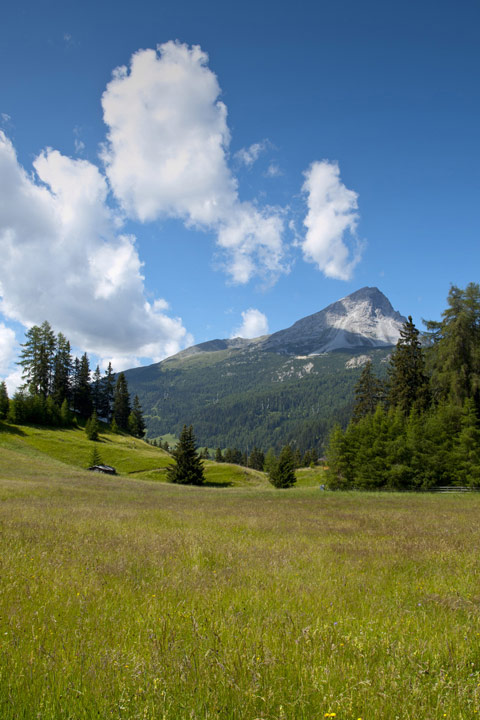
left=124, top=287, right=405, bottom=452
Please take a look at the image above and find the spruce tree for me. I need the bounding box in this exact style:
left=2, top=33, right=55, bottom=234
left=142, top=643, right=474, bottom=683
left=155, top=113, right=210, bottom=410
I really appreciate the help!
left=52, top=333, right=72, bottom=406
left=92, top=365, right=103, bottom=414
left=454, top=398, right=480, bottom=487
left=166, top=425, right=205, bottom=485
left=100, top=362, right=115, bottom=420
left=352, top=360, right=384, bottom=422
left=85, top=410, right=100, bottom=441
left=89, top=445, right=103, bottom=467
left=0, top=381, right=9, bottom=419
left=60, top=398, right=72, bottom=427
left=129, top=395, right=146, bottom=438
left=215, top=447, right=224, bottom=463
left=248, top=446, right=265, bottom=471
left=268, top=444, right=296, bottom=488
left=387, top=316, right=430, bottom=414
left=112, top=372, right=131, bottom=430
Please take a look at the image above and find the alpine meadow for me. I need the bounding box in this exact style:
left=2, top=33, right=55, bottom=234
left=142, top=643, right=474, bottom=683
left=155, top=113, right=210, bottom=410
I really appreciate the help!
left=1, top=1, right=480, bottom=718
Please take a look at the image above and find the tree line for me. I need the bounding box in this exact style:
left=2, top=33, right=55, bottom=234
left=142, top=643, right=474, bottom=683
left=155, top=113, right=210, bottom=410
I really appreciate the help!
left=0, top=321, right=145, bottom=438
left=326, top=283, right=480, bottom=490
left=165, top=424, right=298, bottom=488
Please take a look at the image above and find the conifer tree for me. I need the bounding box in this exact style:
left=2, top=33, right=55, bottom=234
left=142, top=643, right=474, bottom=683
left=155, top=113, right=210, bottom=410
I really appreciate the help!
left=92, top=365, right=103, bottom=414
left=0, top=381, right=9, bottom=419
left=85, top=410, right=100, bottom=441
left=352, top=360, right=384, bottom=422
left=89, top=445, right=103, bottom=467
left=426, top=283, right=480, bottom=409
left=302, top=449, right=312, bottom=467
left=215, top=447, right=224, bottom=463
left=19, top=321, right=56, bottom=397
left=248, top=446, right=265, bottom=471
left=60, top=398, right=72, bottom=427
left=75, top=353, right=93, bottom=419
left=166, top=424, right=205, bottom=485
left=264, top=448, right=277, bottom=475
left=387, top=316, right=430, bottom=414
left=100, top=362, right=115, bottom=420
left=454, top=398, right=480, bottom=487
left=52, top=333, right=72, bottom=405
left=128, top=395, right=146, bottom=438
left=268, top=444, right=296, bottom=488
left=112, top=372, right=131, bottom=430
left=293, top=447, right=302, bottom=468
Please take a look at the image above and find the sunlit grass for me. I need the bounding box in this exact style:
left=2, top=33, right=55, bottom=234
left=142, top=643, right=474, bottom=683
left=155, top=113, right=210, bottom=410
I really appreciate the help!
left=1, top=423, right=480, bottom=718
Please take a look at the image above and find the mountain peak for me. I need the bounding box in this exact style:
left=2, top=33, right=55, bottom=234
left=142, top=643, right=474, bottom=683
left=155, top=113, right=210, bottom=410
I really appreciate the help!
left=261, top=287, right=406, bottom=355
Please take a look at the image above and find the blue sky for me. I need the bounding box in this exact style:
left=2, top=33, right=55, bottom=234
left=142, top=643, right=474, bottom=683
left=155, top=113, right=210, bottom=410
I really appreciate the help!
left=1, top=0, right=479, bottom=389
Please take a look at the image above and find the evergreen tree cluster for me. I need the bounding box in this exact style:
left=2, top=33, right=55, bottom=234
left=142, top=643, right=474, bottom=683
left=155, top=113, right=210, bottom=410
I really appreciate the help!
left=2, top=321, right=145, bottom=437
left=327, top=283, right=480, bottom=490
left=211, top=444, right=318, bottom=472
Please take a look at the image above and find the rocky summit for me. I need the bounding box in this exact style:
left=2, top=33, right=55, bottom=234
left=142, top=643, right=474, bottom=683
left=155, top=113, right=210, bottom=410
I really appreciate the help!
left=260, top=286, right=406, bottom=356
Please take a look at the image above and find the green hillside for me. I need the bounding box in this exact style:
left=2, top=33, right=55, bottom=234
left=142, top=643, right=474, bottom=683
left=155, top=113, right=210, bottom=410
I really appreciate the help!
left=0, top=421, right=281, bottom=488
left=124, top=346, right=392, bottom=452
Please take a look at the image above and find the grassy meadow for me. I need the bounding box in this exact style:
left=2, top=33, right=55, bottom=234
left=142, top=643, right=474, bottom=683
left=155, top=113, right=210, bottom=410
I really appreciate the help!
left=1, top=422, right=480, bottom=719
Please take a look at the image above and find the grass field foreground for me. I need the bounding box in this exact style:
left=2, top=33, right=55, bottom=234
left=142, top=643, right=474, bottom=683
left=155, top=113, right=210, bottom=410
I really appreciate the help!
left=1, top=425, right=480, bottom=718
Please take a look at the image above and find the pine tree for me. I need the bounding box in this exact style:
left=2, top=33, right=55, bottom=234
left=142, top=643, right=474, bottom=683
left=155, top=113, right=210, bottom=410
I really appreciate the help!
left=387, top=316, right=430, bottom=414
left=215, top=447, right=224, bottom=463
left=112, top=372, right=131, bottom=430
left=352, top=360, right=384, bottom=422
left=0, top=381, right=9, bottom=419
left=128, top=395, right=145, bottom=438
left=166, top=425, right=205, bottom=485
left=268, top=444, right=296, bottom=488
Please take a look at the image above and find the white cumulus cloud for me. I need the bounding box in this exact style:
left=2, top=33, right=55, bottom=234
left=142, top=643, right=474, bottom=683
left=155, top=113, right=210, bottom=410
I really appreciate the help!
left=0, top=131, right=191, bottom=365
left=302, top=160, right=363, bottom=280
left=101, top=41, right=286, bottom=284
left=231, top=308, right=269, bottom=339
left=0, top=323, right=16, bottom=376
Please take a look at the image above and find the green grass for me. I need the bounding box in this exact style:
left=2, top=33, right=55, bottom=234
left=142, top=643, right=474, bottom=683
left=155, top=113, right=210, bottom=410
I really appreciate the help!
left=1, top=423, right=480, bottom=719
